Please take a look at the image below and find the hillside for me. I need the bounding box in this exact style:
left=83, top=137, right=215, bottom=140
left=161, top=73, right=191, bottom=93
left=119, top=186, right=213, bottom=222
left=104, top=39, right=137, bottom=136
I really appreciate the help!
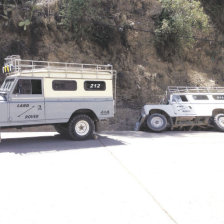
left=1, top=0, right=224, bottom=130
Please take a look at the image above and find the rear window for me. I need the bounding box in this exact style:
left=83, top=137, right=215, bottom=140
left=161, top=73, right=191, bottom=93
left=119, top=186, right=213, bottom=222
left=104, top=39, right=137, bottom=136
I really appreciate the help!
left=213, top=95, right=224, bottom=100
left=192, top=95, right=208, bottom=100
left=52, top=80, right=77, bottom=91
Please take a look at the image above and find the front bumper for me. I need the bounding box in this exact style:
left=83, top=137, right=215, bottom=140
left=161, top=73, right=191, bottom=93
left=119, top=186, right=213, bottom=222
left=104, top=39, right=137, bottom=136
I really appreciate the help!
left=135, top=112, right=147, bottom=131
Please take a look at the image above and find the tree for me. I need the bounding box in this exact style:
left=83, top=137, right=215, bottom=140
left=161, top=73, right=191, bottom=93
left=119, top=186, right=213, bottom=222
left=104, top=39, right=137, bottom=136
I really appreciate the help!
left=155, top=0, right=209, bottom=58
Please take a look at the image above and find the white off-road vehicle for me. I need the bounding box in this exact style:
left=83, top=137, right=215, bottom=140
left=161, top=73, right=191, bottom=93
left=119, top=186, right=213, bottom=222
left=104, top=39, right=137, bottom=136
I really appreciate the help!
left=136, top=86, right=224, bottom=132
left=0, top=55, right=116, bottom=140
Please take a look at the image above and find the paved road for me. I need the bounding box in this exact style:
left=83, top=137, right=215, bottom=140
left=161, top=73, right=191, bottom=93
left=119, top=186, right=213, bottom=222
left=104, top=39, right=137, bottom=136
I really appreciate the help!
left=0, top=131, right=224, bottom=224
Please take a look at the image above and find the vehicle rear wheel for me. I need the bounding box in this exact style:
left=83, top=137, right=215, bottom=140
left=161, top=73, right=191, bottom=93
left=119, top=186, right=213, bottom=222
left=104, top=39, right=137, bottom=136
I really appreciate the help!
left=68, top=114, right=95, bottom=140
left=147, top=113, right=168, bottom=132
left=213, top=113, right=224, bottom=132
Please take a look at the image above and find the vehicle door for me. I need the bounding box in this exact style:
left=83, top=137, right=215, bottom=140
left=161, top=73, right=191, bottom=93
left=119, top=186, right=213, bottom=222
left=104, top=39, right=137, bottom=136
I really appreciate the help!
left=171, top=95, right=196, bottom=116
left=9, top=78, right=45, bottom=123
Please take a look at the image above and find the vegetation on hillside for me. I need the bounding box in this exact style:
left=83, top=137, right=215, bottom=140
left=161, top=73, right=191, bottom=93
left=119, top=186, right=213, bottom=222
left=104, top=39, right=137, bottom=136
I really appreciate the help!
left=58, top=0, right=118, bottom=48
left=155, top=0, right=209, bottom=58
left=201, top=0, right=224, bottom=34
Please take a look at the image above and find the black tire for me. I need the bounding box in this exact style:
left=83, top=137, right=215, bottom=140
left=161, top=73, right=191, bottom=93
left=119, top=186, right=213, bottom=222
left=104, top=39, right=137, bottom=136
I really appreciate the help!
left=147, top=113, right=168, bottom=132
left=213, top=113, right=224, bottom=132
left=68, top=114, right=95, bottom=140
left=54, top=124, right=68, bottom=136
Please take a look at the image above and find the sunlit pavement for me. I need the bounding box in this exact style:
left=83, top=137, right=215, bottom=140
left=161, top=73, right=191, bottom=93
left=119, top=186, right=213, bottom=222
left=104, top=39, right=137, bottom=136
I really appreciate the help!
left=0, top=131, right=224, bottom=224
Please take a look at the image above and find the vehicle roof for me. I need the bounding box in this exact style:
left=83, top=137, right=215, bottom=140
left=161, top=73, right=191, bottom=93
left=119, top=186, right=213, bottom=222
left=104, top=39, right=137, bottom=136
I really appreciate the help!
left=3, top=55, right=116, bottom=80
left=5, top=69, right=114, bottom=80
left=167, top=86, right=224, bottom=94
left=169, top=92, right=224, bottom=95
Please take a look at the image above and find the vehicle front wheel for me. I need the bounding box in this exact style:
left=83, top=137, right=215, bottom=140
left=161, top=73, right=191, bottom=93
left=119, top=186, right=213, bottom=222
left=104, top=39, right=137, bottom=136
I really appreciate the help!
left=213, top=113, right=224, bottom=132
left=147, top=113, right=168, bottom=132
left=68, top=114, right=95, bottom=140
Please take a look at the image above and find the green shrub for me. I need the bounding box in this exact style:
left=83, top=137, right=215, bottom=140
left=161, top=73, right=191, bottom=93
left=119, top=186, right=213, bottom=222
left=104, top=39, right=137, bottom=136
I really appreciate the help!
left=155, top=0, right=209, bottom=57
left=59, top=0, right=116, bottom=47
left=0, top=0, right=16, bottom=26
left=60, top=0, right=100, bottom=38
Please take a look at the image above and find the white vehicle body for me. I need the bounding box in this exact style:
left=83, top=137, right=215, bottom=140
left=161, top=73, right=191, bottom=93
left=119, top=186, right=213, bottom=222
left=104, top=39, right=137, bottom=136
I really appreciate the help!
left=0, top=55, right=116, bottom=140
left=136, top=86, right=224, bottom=132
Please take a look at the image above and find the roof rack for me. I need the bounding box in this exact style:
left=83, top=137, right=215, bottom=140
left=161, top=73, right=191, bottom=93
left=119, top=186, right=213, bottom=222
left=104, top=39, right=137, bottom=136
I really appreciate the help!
left=167, top=86, right=224, bottom=94
left=3, top=55, right=114, bottom=76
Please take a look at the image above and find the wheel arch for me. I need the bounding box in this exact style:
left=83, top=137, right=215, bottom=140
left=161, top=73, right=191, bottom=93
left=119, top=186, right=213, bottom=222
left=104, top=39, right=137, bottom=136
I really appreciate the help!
left=212, top=109, right=224, bottom=117
left=148, top=109, right=173, bottom=127
left=69, top=109, right=98, bottom=122
left=149, top=109, right=171, bottom=119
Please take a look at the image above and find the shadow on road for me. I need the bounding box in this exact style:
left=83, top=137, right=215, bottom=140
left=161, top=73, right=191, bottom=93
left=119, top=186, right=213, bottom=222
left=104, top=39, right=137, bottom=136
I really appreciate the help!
left=0, top=134, right=125, bottom=154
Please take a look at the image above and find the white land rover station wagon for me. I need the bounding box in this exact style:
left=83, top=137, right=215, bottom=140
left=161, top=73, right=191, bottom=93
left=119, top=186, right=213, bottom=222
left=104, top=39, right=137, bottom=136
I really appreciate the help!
left=0, top=55, right=116, bottom=140
left=136, top=86, right=224, bottom=132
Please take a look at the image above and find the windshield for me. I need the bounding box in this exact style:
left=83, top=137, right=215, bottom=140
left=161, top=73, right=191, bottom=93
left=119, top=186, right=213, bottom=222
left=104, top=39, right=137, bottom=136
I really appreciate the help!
left=0, top=78, right=15, bottom=92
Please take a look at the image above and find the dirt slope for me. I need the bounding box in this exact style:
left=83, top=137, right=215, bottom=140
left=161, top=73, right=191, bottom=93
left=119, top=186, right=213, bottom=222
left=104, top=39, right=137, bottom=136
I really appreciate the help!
left=1, top=0, right=224, bottom=131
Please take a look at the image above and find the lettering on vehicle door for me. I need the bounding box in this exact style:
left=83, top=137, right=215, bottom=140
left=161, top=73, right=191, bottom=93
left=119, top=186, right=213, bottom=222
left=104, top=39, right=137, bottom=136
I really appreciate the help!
left=10, top=103, right=44, bottom=122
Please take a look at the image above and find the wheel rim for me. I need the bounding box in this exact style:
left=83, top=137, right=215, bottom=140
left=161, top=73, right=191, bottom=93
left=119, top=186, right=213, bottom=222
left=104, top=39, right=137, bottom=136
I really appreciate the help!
left=75, top=120, right=90, bottom=136
left=151, top=117, right=164, bottom=128
left=218, top=116, right=224, bottom=128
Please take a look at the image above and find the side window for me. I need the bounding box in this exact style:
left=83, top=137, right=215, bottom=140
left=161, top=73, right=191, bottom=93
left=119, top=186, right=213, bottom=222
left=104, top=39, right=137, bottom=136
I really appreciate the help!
left=172, top=95, right=182, bottom=103
left=52, top=80, right=77, bottom=91
left=213, top=95, right=224, bottom=100
left=13, top=79, right=42, bottom=95
left=193, top=95, right=208, bottom=100
left=0, top=78, right=14, bottom=91
left=84, top=81, right=106, bottom=91
left=32, top=80, right=42, bottom=94
left=180, top=95, right=188, bottom=102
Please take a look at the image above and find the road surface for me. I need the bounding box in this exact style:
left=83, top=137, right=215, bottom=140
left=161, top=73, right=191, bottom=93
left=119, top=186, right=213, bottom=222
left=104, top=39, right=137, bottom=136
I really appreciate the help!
left=0, top=131, right=224, bottom=224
